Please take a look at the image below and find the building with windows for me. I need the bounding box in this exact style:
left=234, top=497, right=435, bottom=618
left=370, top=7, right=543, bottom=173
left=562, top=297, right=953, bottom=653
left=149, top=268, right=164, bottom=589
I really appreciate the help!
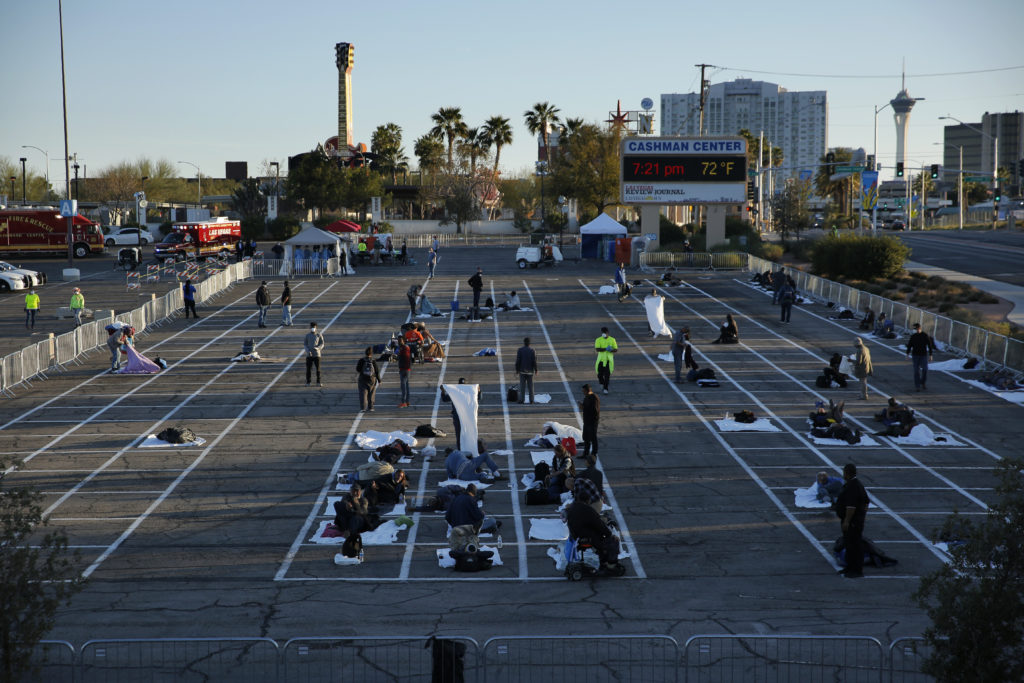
left=941, top=111, right=1023, bottom=194
left=661, top=78, right=827, bottom=182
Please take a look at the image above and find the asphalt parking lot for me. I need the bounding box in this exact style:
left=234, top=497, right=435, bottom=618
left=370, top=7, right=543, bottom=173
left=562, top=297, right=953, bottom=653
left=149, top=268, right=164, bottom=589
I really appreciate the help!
left=2, top=245, right=1017, bottom=655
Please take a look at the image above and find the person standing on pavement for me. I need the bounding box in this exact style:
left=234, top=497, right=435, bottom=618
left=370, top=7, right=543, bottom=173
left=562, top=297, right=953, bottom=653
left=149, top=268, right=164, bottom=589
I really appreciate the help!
left=69, top=287, right=85, bottom=327
left=778, top=280, right=795, bottom=324
left=427, top=248, right=437, bottom=279
left=670, top=327, right=696, bottom=383
left=514, top=337, right=538, bottom=404
left=106, top=325, right=123, bottom=372
left=397, top=336, right=412, bottom=408
left=614, top=263, right=629, bottom=302
left=432, top=235, right=440, bottom=254
left=356, top=346, right=381, bottom=412
left=182, top=279, right=198, bottom=319
left=852, top=337, right=873, bottom=400
left=304, top=322, right=325, bottom=387
left=255, top=281, right=270, bottom=328
left=835, top=462, right=870, bottom=578
left=24, top=288, right=40, bottom=330
left=272, top=242, right=284, bottom=260
left=906, top=323, right=936, bottom=392
left=468, top=266, right=484, bottom=309
left=281, top=280, right=293, bottom=326
left=580, top=383, right=600, bottom=459
left=407, top=284, right=421, bottom=317
left=594, top=326, right=618, bottom=395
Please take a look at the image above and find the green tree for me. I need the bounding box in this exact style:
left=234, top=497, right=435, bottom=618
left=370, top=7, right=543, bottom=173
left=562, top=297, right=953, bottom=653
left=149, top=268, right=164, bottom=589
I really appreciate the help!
left=285, top=146, right=346, bottom=213
left=498, top=176, right=539, bottom=223
left=481, top=116, right=513, bottom=179
left=343, top=167, right=387, bottom=219
left=914, top=457, right=1024, bottom=683
left=231, top=178, right=266, bottom=220
left=560, top=117, right=586, bottom=141
left=430, top=107, right=467, bottom=169
left=458, top=127, right=490, bottom=176
left=413, top=134, right=445, bottom=178
left=769, top=179, right=813, bottom=247
left=738, top=129, right=784, bottom=170
left=1, top=460, right=86, bottom=681
left=963, top=181, right=990, bottom=206
left=548, top=123, right=621, bottom=219
left=814, top=148, right=856, bottom=215
left=371, top=123, right=408, bottom=183
left=524, top=102, right=562, bottom=161
left=0, top=157, right=54, bottom=203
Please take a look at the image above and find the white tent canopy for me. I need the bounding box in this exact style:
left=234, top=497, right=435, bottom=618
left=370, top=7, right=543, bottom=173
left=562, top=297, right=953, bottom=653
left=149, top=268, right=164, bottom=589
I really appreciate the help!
left=580, top=213, right=627, bottom=235
left=282, top=224, right=353, bottom=275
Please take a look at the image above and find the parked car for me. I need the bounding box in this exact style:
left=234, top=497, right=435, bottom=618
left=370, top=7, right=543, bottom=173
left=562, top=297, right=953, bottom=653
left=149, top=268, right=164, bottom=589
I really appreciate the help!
left=104, top=227, right=155, bottom=246
left=889, top=220, right=906, bottom=231
left=0, top=260, right=46, bottom=292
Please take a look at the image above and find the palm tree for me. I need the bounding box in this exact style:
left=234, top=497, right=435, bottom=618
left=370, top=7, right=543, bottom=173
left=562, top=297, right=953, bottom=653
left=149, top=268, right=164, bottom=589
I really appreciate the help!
left=458, top=127, right=491, bottom=176
left=559, top=117, right=585, bottom=140
left=481, top=115, right=513, bottom=179
left=430, top=106, right=467, bottom=168
left=414, top=134, right=445, bottom=178
left=524, top=102, right=562, bottom=162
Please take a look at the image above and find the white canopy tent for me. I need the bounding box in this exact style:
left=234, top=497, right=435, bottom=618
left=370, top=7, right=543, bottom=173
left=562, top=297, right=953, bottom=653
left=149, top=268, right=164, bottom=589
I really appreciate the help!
left=282, top=224, right=353, bottom=275
left=580, top=213, right=628, bottom=235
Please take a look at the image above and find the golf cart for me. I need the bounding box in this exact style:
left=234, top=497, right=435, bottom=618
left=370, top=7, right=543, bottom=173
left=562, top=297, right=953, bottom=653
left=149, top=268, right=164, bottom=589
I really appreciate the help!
left=515, top=234, right=563, bottom=269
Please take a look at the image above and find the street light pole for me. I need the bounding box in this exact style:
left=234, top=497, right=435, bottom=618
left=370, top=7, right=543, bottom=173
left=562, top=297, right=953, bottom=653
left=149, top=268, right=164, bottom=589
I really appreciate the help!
left=19, top=157, right=27, bottom=204
left=269, top=161, right=280, bottom=220
left=72, top=163, right=80, bottom=200
left=21, top=146, right=50, bottom=195
left=872, top=103, right=891, bottom=233
left=939, top=115, right=999, bottom=230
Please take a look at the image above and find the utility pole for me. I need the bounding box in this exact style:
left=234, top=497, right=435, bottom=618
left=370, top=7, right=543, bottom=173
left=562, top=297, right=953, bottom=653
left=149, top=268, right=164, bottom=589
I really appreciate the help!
left=695, top=63, right=711, bottom=137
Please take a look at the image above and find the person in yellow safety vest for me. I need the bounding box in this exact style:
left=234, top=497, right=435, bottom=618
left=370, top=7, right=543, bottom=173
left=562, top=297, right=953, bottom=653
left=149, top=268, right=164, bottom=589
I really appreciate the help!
left=24, top=288, right=40, bottom=331
left=70, top=287, right=85, bottom=327
left=593, top=326, right=618, bottom=395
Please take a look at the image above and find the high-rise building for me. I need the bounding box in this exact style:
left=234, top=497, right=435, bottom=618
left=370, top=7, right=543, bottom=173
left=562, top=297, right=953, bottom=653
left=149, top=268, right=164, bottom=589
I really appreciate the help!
left=890, top=85, right=920, bottom=172
left=941, top=111, right=1023, bottom=190
left=661, top=78, right=827, bottom=181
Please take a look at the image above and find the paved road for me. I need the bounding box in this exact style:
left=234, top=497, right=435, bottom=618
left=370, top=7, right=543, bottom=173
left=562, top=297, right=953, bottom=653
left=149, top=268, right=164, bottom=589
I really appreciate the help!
left=897, top=230, right=1024, bottom=287
left=2, top=247, right=1018, bottom=670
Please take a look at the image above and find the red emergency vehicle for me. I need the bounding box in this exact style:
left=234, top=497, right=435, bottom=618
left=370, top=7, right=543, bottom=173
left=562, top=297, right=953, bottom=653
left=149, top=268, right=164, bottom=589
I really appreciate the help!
left=153, top=218, right=242, bottom=262
left=0, top=208, right=106, bottom=258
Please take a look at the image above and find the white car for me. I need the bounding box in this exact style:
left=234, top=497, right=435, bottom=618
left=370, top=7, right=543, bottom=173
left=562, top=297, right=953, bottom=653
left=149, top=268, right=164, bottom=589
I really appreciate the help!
left=0, top=260, right=46, bottom=292
left=105, top=227, right=155, bottom=247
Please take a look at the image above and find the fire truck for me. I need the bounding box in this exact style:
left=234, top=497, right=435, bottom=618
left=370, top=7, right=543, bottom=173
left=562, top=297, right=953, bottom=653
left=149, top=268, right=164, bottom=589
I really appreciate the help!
left=0, top=207, right=106, bottom=258
left=153, top=218, right=242, bottom=263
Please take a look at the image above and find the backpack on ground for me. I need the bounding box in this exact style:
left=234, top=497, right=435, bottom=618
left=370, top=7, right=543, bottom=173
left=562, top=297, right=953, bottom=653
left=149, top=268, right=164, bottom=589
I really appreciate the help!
left=525, top=487, right=553, bottom=505
left=341, top=533, right=362, bottom=559
left=734, top=410, right=756, bottom=424
left=507, top=386, right=518, bottom=403
left=451, top=548, right=493, bottom=572
left=533, top=461, right=550, bottom=482
left=415, top=424, right=447, bottom=438
left=815, top=374, right=830, bottom=388
left=964, top=357, right=979, bottom=369
left=838, top=309, right=855, bottom=320
left=241, top=338, right=255, bottom=354
left=697, top=368, right=716, bottom=380
left=686, top=369, right=698, bottom=382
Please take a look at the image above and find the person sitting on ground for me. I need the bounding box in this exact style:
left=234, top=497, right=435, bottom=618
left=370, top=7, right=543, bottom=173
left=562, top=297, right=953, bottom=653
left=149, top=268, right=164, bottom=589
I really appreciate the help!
left=824, top=353, right=849, bottom=388
left=332, top=483, right=377, bottom=537
left=809, top=399, right=845, bottom=427
left=543, top=443, right=576, bottom=498
left=497, top=290, right=522, bottom=311
left=859, top=307, right=875, bottom=331
left=711, top=313, right=739, bottom=344
left=874, top=312, right=895, bottom=338
left=874, top=397, right=917, bottom=436
left=363, top=469, right=408, bottom=508
left=404, top=324, right=425, bottom=353
left=564, top=499, right=621, bottom=570
left=444, top=447, right=501, bottom=482
left=445, top=483, right=499, bottom=536
left=572, top=456, right=605, bottom=514
left=341, top=459, right=395, bottom=485
left=658, top=270, right=681, bottom=286
left=815, top=471, right=844, bottom=504
left=415, top=322, right=446, bottom=359
left=418, top=483, right=479, bottom=512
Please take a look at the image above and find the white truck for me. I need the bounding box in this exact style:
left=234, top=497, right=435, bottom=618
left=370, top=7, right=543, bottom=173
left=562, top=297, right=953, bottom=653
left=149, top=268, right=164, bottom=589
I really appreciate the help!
left=515, top=235, right=563, bottom=269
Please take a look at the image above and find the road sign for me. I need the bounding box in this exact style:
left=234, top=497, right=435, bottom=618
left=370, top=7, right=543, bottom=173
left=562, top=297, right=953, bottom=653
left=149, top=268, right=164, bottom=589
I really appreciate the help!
left=59, top=199, right=77, bottom=217
left=837, top=165, right=865, bottom=173
left=965, top=176, right=991, bottom=182
left=747, top=169, right=758, bottom=177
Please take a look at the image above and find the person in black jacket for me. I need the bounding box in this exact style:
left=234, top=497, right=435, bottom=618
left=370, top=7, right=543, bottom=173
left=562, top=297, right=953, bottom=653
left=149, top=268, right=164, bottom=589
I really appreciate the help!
left=835, top=463, right=870, bottom=578
left=580, top=383, right=600, bottom=458
left=565, top=500, right=620, bottom=568
left=906, top=322, right=937, bottom=391
left=468, top=267, right=484, bottom=309
left=514, top=337, right=538, bottom=404
left=356, top=346, right=381, bottom=412
left=255, top=281, right=270, bottom=328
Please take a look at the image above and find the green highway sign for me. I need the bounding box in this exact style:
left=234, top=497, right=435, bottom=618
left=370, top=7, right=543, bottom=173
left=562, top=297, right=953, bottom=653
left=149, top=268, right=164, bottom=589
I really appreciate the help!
left=837, top=165, right=865, bottom=173
left=747, top=169, right=758, bottom=177
left=965, top=176, right=991, bottom=182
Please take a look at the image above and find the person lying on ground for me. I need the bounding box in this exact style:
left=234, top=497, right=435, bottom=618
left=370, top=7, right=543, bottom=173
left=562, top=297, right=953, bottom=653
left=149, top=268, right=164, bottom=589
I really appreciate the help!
left=809, top=399, right=846, bottom=427
left=816, top=471, right=844, bottom=504
left=362, top=469, right=408, bottom=508
left=444, top=447, right=501, bottom=482
left=341, top=460, right=394, bottom=484
left=564, top=499, right=621, bottom=569
left=874, top=397, right=917, bottom=436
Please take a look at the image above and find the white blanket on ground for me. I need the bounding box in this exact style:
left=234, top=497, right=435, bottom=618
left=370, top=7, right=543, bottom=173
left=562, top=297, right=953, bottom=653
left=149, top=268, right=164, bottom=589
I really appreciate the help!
left=437, top=546, right=503, bottom=568
left=491, top=449, right=513, bottom=457
left=437, top=479, right=492, bottom=489
left=644, top=296, right=673, bottom=337
left=715, top=418, right=780, bottom=433
left=930, top=359, right=972, bottom=372
left=530, top=394, right=552, bottom=404
left=794, top=485, right=831, bottom=509
left=658, top=353, right=674, bottom=362
left=324, top=497, right=407, bottom=516
left=333, top=554, right=362, bottom=566
left=807, top=432, right=880, bottom=447
left=138, top=434, right=207, bottom=448
left=543, top=422, right=583, bottom=442
left=521, top=472, right=536, bottom=488
left=310, top=519, right=408, bottom=545
left=443, top=383, right=481, bottom=456
left=889, top=424, right=964, bottom=447
left=598, top=285, right=617, bottom=295
left=963, top=380, right=1024, bottom=405
left=355, top=430, right=417, bottom=450
left=529, top=518, right=569, bottom=540
left=531, top=451, right=555, bottom=464
left=366, top=453, right=412, bottom=464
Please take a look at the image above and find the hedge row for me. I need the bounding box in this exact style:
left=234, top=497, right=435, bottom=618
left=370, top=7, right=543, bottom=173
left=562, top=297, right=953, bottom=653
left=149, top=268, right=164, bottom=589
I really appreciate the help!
left=810, top=234, right=909, bottom=281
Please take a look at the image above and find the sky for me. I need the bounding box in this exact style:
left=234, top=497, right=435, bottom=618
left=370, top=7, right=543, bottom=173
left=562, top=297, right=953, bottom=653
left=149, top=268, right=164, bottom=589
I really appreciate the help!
left=3, top=0, right=1023, bottom=191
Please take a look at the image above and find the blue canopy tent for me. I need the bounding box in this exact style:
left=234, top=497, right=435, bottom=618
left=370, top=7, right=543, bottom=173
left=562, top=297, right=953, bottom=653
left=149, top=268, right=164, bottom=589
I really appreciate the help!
left=580, top=214, right=627, bottom=260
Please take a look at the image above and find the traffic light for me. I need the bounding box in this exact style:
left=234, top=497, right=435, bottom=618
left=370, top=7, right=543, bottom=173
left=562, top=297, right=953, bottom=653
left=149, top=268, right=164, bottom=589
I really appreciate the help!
left=826, top=151, right=835, bottom=174
left=896, top=162, right=904, bottom=178
left=1018, top=158, right=1024, bottom=178
left=994, top=187, right=1001, bottom=203
left=746, top=181, right=756, bottom=201
left=866, top=155, right=875, bottom=171
left=930, top=164, right=939, bottom=179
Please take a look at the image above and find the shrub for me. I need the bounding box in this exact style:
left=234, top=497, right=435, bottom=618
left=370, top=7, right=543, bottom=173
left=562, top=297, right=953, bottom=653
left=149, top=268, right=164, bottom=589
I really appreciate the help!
left=980, top=294, right=999, bottom=304
left=760, top=243, right=783, bottom=261
left=810, top=234, right=910, bottom=280
left=660, top=215, right=688, bottom=246
left=938, top=302, right=956, bottom=313
left=240, top=217, right=265, bottom=240
left=900, top=285, right=914, bottom=293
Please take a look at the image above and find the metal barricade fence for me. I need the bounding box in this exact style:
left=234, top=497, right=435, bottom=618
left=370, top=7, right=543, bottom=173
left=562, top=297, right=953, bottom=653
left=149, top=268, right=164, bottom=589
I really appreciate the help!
left=79, top=638, right=280, bottom=683
left=55, top=329, right=77, bottom=368
left=684, top=634, right=885, bottom=683
left=283, top=636, right=481, bottom=682
left=1, top=352, right=20, bottom=396
left=745, top=255, right=1023, bottom=373
left=888, top=637, right=935, bottom=683
left=35, top=640, right=77, bottom=683
left=482, top=635, right=680, bottom=683
left=22, top=340, right=44, bottom=383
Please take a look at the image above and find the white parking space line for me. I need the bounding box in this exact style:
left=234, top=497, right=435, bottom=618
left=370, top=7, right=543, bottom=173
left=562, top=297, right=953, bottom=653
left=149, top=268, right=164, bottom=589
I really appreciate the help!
left=527, top=281, right=650, bottom=578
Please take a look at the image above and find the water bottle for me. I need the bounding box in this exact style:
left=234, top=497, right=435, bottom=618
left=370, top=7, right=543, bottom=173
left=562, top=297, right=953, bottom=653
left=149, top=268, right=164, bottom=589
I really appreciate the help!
left=357, top=549, right=364, bottom=563
left=496, top=534, right=503, bottom=550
